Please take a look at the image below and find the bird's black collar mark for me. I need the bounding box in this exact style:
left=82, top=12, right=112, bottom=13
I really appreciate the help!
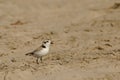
left=41, top=45, right=46, bottom=48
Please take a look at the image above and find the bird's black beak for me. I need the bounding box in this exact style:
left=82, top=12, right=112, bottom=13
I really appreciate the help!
left=51, top=41, right=54, bottom=44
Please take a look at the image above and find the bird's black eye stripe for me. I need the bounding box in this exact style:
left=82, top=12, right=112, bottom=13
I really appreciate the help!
left=43, top=40, right=49, bottom=44
left=44, top=42, right=46, bottom=43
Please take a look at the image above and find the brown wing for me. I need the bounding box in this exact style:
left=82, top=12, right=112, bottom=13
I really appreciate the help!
left=32, top=46, right=42, bottom=53
left=25, top=45, right=43, bottom=56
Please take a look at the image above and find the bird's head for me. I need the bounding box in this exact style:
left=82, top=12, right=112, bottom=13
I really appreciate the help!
left=42, top=39, right=53, bottom=48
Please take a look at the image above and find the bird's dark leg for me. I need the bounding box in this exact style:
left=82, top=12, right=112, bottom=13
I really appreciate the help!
left=36, top=58, right=40, bottom=64
left=40, top=56, right=43, bottom=63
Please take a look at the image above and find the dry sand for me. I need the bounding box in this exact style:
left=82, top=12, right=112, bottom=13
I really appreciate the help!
left=0, top=0, right=120, bottom=80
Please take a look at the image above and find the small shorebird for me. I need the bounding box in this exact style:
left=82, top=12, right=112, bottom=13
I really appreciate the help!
left=25, top=39, right=53, bottom=64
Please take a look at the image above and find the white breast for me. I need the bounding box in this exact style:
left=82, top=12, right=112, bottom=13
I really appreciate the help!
left=34, top=48, right=49, bottom=57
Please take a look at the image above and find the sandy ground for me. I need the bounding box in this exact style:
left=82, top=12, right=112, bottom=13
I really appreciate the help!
left=0, top=0, right=120, bottom=80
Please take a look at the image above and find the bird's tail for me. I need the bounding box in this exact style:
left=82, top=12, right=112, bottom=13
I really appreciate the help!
left=25, top=52, right=34, bottom=56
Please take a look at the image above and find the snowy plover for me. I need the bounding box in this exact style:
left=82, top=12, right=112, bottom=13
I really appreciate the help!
left=25, top=39, right=53, bottom=64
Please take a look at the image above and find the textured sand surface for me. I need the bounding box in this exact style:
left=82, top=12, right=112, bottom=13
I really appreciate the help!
left=0, top=0, right=120, bottom=80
